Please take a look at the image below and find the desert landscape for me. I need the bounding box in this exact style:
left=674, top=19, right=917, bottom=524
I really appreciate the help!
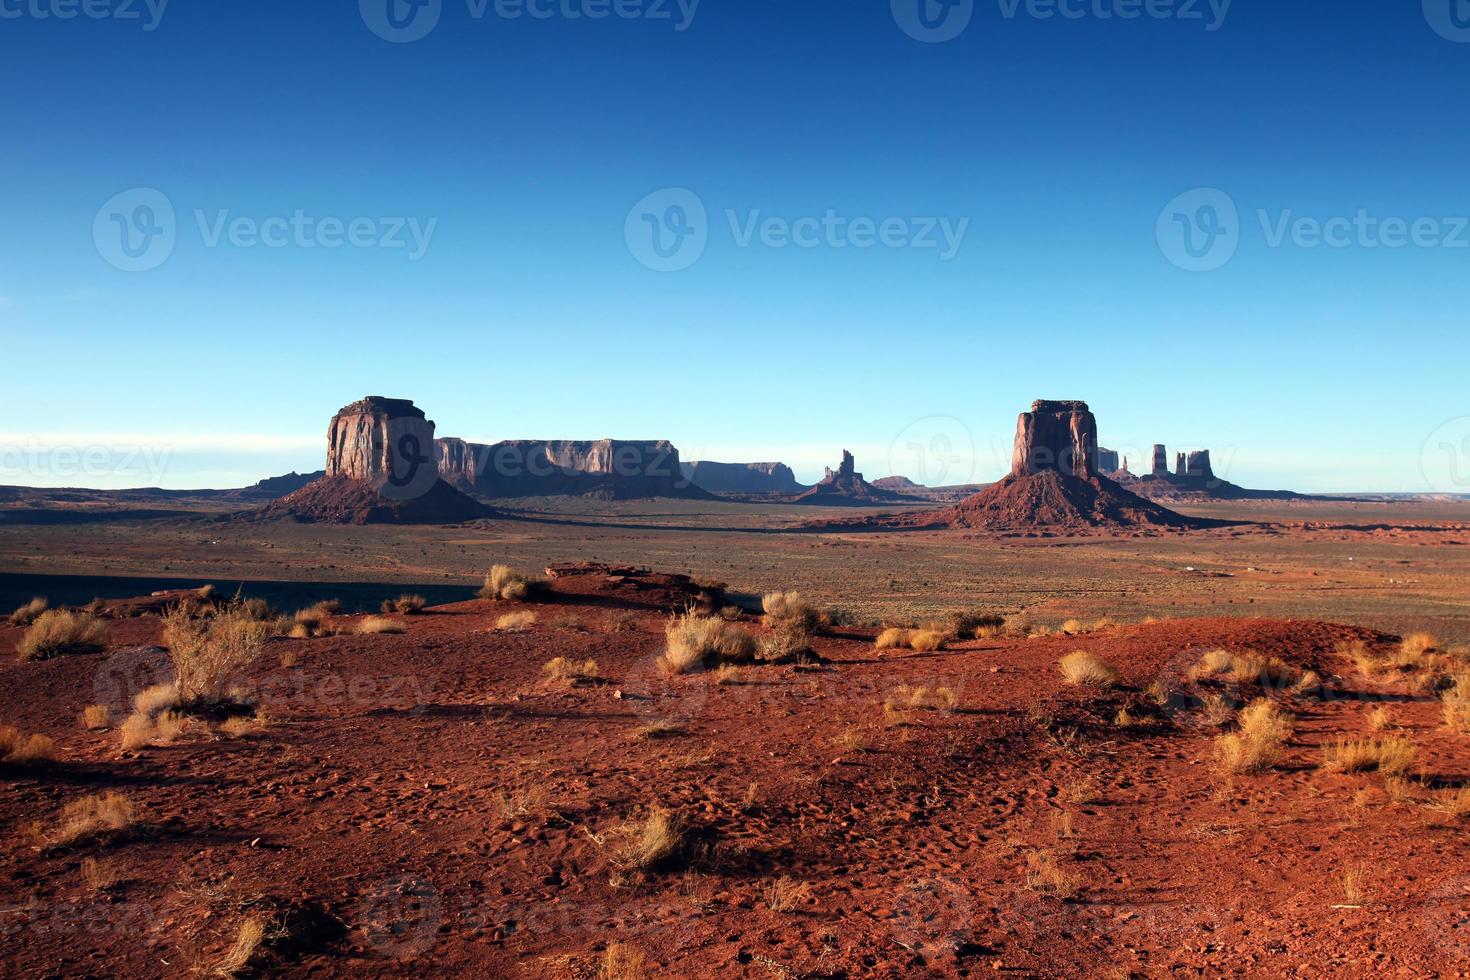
left=8, top=3, right=1470, bottom=976
left=2, top=396, right=1469, bottom=977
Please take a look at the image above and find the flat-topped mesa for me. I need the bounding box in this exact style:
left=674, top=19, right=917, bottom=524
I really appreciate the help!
left=1009, top=400, right=1099, bottom=479
left=327, top=396, right=436, bottom=486
left=435, top=437, right=700, bottom=500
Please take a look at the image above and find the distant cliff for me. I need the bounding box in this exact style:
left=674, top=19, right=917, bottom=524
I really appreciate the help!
left=437, top=437, right=708, bottom=500
left=681, top=460, right=804, bottom=495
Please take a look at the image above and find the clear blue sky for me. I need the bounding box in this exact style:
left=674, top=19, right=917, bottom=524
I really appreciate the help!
left=3, top=0, right=1468, bottom=492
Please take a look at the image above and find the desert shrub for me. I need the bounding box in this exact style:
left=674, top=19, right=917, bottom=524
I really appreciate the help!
left=1199, top=693, right=1236, bottom=727
left=1322, top=736, right=1418, bottom=777
left=1401, top=632, right=1438, bottom=659
left=935, top=686, right=960, bottom=712
left=761, top=591, right=822, bottom=632
left=949, top=610, right=1004, bottom=637
left=1239, top=698, right=1295, bottom=744
left=597, top=943, right=648, bottom=980
left=764, top=875, right=813, bottom=913
left=1214, top=700, right=1293, bottom=774
left=357, top=616, right=405, bottom=635
left=0, top=724, right=57, bottom=764
left=551, top=613, right=586, bottom=631
left=40, top=792, right=137, bottom=850
left=661, top=611, right=756, bottom=675
left=1443, top=681, right=1470, bottom=733
left=1024, top=849, right=1079, bottom=898
left=543, top=657, right=600, bottom=684
left=495, top=611, right=537, bottom=632
left=713, top=664, right=741, bottom=686
left=1058, top=651, right=1118, bottom=688
left=80, top=705, right=111, bottom=731
left=479, top=564, right=548, bottom=602
left=134, top=683, right=180, bottom=717
left=759, top=621, right=814, bottom=663
left=1189, top=649, right=1299, bottom=688
left=215, top=915, right=267, bottom=976
left=81, top=856, right=123, bottom=892
left=8, top=597, right=49, bottom=627
left=16, top=610, right=110, bottom=661
left=874, top=627, right=944, bottom=652
left=235, top=597, right=274, bottom=621
left=613, top=807, right=688, bottom=871
left=381, top=594, right=427, bottom=615
left=607, top=611, right=640, bottom=633
left=119, top=713, right=154, bottom=750
left=635, top=720, right=683, bottom=740
left=163, top=604, right=270, bottom=709
left=1427, top=787, right=1470, bottom=823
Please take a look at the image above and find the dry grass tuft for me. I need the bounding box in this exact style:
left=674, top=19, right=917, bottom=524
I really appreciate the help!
left=80, top=705, right=112, bottom=731
left=1213, top=699, right=1293, bottom=774
left=613, top=808, right=687, bottom=871
left=596, top=943, right=648, bottom=980
left=479, top=564, right=548, bottom=602
left=761, top=591, right=822, bottom=632
left=216, top=915, right=268, bottom=976
left=8, top=597, right=49, bottom=627
left=1443, top=679, right=1470, bottom=733
left=381, top=594, right=427, bottom=616
left=1024, top=849, right=1079, bottom=899
left=758, top=621, right=814, bottom=664
left=836, top=727, right=870, bottom=753
left=543, top=657, right=601, bottom=684
left=81, top=856, right=124, bottom=892
left=1322, top=736, right=1419, bottom=777
left=1059, top=651, right=1118, bottom=688
left=874, top=627, right=945, bottom=652
left=495, top=611, right=537, bottom=633
left=1190, top=649, right=1299, bottom=687
left=16, top=610, right=110, bottom=661
left=607, top=611, right=640, bottom=634
left=41, top=792, right=137, bottom=850
left=1401, top=632, right=1438, bottom=658
left=661, top=611, right=756, bottom=675
left=163, top=605, right=269, bottom=710
left=0, top=724, right=57, bottom=764
left=134, top=683, right=180, bottom=717
left=712, top=664, right=742, bottom=686
left=1426, top=787, right=1470, bottom=824
left=1239, top=698, right=1294, bottom=743
left=764, top=875, right=813, bottom=912
left=356, top=616, right=405, bottom=635
left=635, top=720, right=684, bottom=740
left=1367, top=706, right=1394, bottom=731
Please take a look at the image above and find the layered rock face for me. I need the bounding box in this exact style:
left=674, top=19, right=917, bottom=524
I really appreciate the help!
left=327, top=397, right=436, bottom=487
left=261, top=397, right=489, bottom=525
left=1009, top=400, right=1099, bottom=479
left=436, top=438, right=705, bottom=500
left=681, top=460, right=803, bottom=495
left=1152, top=444, right=1169, bottom=477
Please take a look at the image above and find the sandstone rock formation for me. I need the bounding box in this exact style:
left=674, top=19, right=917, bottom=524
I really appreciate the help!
left=1096, top=447, right=1120, bottom=475
left=681, top=460, right=804, bottom=495
left=1009, top=401, right=1099, bottom=479
left=1117, top=442, right=1301, bottom=501
left=813, top=400, right=1211, bottom=532
left=789, top=450, right=909, bottom=506
left=260, top=397, right=490, bottom=525
left=1152, top=444, right=1169, bottom=477
left=437, top=437, right=707, bottom=500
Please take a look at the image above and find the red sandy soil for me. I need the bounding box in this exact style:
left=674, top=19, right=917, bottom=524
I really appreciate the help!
left=255, top=475, right=492, bottom=526
left=2, top=574, right=1468, bottom=977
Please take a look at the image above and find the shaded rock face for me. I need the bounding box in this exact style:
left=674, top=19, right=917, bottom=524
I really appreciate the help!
left=681, top=461, right=803, bottom=494
left=1096, top=447, right=1120, bottom=474
left=436, top=438, right=704, bottom=500
left=1152, top=444, right=1169, bottom=477
left=790, top=450, right=909, bottom=506
left=259, top=397, right=490, bottom=525
left=327, top=396, right=438, bottom=500
left=1010, top=400, right=1099, bottom=479
left=826, top=450, right=858, bottom=483
left=1186, top=450, right=1214, bottom=479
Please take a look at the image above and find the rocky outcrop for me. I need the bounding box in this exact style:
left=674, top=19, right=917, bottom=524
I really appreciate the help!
left=1010, top=400, right=1099, bottom=479
left=1186, top=450, right=1214, bottom=480
left=809, top=400, right=1214, bottom=533
left=789, top=451, right=911, bottom=506
left=1096, top=448, right=1120, bottom=475
left=259, top=397, right=491, bottom=525
left=437, top=437, right=707, bottom=500
left=1152, top=444, right=1169, bottom=478
left=681, top=460, right=804, bottom=495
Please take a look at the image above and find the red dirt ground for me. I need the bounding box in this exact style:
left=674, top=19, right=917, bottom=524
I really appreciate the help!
left=2, top=575, right=1468, bottom=977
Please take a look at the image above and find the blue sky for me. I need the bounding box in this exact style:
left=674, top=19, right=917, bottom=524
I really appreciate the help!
left=2, top=0, right=1468, bottom=492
